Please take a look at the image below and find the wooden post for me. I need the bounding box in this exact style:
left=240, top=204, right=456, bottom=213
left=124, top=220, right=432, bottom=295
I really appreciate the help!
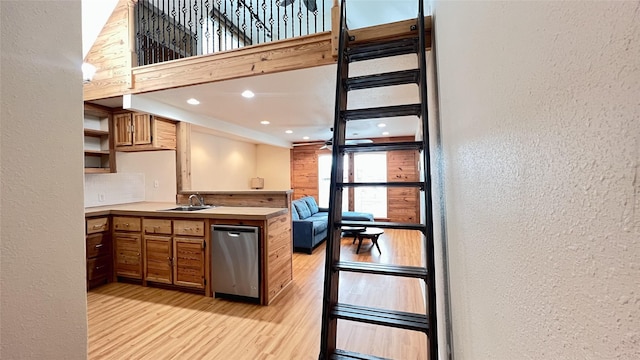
left=176, top=122, right=192, bottom=194
left=331, top=0, right=340, bottom=58
left=127, top=0, right=137, bottom=89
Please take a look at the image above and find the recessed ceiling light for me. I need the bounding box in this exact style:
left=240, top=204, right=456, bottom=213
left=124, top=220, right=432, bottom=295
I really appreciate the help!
left=285, top=130, right=293, bottom=134
left=260, top=120, right=270, bottom=125
left=187, top=98, right=200, bottom=105
left=303, top=136, right=310, bottom=140
left=241, top=90, right=255, bottom=98
left=377, top=123, right=386, bottom=128
left=382, top=131, right=390, bottom=136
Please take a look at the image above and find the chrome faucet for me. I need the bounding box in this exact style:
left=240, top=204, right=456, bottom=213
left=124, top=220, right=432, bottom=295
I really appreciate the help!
left=188, top=194, right=205, bottom=206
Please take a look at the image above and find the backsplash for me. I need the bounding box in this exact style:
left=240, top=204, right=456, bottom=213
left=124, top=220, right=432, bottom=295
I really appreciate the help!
left=85, top=173, right=145, bottom=207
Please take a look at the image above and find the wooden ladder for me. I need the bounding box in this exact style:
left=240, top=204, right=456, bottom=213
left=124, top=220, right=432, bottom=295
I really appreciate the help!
left=318, top=1, right=437, bottom=359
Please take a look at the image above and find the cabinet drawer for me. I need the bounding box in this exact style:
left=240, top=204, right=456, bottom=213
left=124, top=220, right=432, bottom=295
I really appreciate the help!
left=143, top=218, right=172, bottom=234
left=87, top=256, right=111, bottom=280
left=86, top=233, right=112, bottom=259
left=113, top=216, right=141, bottom=232
left=86, top=217, right=109, bottom=234
left=174, top=220, right=205, bottom=236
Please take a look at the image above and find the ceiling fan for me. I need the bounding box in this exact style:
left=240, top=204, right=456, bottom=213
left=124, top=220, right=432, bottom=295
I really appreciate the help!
left=279, top=0, right=317, bottom=12
left=292, top=128, right=373, bottom=149
left=319, top=138, right=372, bottom=150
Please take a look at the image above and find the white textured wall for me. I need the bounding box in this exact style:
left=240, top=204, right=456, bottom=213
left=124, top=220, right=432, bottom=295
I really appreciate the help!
left=84, top=173, right=145, bottom=207
left=433, top=1, right=640, bottom=359
left=117, top=151, right=177, bottom=202
left=191, top=130, right=258, bottom=190
left=256, top=144, right=291, bottom=190
left=1, top=1, right=88, bottom=358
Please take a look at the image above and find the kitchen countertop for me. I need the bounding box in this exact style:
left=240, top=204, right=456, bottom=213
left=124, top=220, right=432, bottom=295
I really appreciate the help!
left=85, top=202, right=289, bottom=220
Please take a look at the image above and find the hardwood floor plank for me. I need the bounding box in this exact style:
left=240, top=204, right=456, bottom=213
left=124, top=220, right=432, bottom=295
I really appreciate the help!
left=88, top=229, right=427, bottom=359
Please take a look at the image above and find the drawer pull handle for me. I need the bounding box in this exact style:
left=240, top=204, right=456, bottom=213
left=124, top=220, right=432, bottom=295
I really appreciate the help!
left=92, top=224, right=103, bottom=229
left=95, top=265, right=106, bottom=270
left=95, top=244, right=103, bottom=248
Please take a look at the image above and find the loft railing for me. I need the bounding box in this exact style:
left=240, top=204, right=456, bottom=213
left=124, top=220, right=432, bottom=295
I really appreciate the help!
left=135, top=0, right=330, bottom=66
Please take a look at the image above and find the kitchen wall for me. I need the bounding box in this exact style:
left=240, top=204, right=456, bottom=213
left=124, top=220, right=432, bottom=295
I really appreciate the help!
left=117, top=151, right=177, bottom=201
left=190, top=129, right=291, bottom=191
left=84, top=151, right=176, bottom=207
left=1, top=1, right=87, bottom=358
left=256, top=144, right=291, bottom=190
left=432, top=0, right=640, bottom=358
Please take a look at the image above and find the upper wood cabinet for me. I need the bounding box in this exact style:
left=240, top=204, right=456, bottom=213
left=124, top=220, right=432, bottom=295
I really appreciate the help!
left=113, top=112, right=176, bottom=151
left=84, top=103, right=116, bottom=174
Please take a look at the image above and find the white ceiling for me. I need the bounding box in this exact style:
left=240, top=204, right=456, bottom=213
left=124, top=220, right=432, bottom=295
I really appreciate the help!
left=86, top=0, right=427, bottom=148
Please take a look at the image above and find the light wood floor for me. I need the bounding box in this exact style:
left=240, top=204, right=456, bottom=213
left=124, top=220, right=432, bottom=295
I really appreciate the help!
left=87, top=229, right=428, bottom=359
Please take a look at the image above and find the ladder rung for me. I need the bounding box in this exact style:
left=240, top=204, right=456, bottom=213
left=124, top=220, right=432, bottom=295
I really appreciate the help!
left=338, top=221, right=427, bottom=232
left=333, top=303, right=429, bottom=333
left=337, top=181, right=424, bottom=190
left=340, top=141, right=424, bottom=153
left=347, top=37, right=419, bottom=62
left=335, top=261, right=428, bottom=280
left=331, top=349, right=391, bottom=360
left=342, top=104, right=421, bottom=121
left=345, top=69, right=420, bottom=91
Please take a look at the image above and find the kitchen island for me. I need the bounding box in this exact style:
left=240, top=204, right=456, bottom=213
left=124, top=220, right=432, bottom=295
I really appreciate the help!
left=85, top=202, right=291, bottom=305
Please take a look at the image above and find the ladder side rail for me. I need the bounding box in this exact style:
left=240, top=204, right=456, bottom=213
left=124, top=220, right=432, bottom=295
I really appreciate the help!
left=319, top=0, right=349, bottom=358
left=417, top=1, right=438, bottom=359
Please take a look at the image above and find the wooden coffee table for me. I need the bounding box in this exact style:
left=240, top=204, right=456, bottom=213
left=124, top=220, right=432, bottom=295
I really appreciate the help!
left=354, top=228, right=383, bottom=254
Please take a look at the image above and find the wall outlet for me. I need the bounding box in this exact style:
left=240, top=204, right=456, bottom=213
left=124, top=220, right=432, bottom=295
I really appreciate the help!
left=98, top=193, right=105, bottom=202
left=153, top=180, right=159, bottom=189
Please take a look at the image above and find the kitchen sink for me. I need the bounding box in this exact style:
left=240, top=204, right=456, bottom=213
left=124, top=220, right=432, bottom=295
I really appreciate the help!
left=161, top=205, right=214, bottom=212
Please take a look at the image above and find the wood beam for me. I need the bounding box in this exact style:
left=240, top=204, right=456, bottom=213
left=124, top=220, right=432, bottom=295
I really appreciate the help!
left=349, top=17, right=432, bottom=48
left=131, top=32, right=334, bottom=94
left=176, top=122, right=191, bottom=193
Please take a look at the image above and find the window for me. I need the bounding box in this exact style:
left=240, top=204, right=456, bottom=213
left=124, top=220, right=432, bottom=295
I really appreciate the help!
left=318, top=154, right=348, bottom=211
left=318, top=152, right=387, bottom=219
left=353, top=153, right=387, bottom=218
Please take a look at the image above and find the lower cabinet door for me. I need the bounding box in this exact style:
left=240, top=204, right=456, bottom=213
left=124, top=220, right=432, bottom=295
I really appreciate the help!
left=144, top=235, right=173, bottom=284
left=87, top=255, right=112, bottom=281
left=115, top=233, right=142, bottom=279
left=173, top=237, right=205, bottom=289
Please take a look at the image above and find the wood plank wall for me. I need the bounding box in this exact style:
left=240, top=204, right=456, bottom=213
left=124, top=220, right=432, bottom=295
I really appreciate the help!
left=290, top=145, right=329, bottom=201
left=290, top=137, right=420, bottom=223
left=83, top=0, right=133, bottom=101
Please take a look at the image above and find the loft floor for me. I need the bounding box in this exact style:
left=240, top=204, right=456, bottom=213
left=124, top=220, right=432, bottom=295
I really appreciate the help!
left=87, top=229, right=427, bottom=359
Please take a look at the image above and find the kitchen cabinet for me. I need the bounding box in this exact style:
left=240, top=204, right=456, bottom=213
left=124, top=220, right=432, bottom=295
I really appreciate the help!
left=114, top=112, right=177, bottom=151
left=86, top=216, right=112, bottom=289
left=143, top=219, right=172, bottom=284
left=143, top=218, right=206, bottom=290
left=84, top=103, right=116, bottom=173
left=114, top=216, right=143, bottom=279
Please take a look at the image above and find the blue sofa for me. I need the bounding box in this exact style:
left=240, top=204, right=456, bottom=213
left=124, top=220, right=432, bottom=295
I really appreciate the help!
left=291, top=196, right=374, bottom=254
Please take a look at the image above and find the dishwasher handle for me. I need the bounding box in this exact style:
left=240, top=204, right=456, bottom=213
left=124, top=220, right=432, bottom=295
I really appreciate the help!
left=212, top=225, right=259, bottom=234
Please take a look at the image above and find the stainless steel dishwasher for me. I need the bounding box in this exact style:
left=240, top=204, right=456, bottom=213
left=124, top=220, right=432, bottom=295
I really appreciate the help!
left=211, top=225, right=260, bottom=302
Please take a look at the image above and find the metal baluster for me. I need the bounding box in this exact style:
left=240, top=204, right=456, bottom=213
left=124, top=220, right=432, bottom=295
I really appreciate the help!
left=161, top=0, right=166, bottom=62
left=306, top=0, right=309, bottom=35
left=262, top=0, right=266, bottom=42
left=182, top=0, right=187, bottom=57
left=298, top=0, right=302, bottom=37
left=236, top=0, right=240, bottom=49
left=153, top=0, right=158, bottom=64
left=205, top=0, right=211, bottom=54
left=322, top=0, right=325, bottom=31
left=249, top=0, right=253, bottom=46
left=171, top=0, right=176, bottom=60
left=185, top=0, right=192, bottom=56
left=135, top=1, right=140, bottom=65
